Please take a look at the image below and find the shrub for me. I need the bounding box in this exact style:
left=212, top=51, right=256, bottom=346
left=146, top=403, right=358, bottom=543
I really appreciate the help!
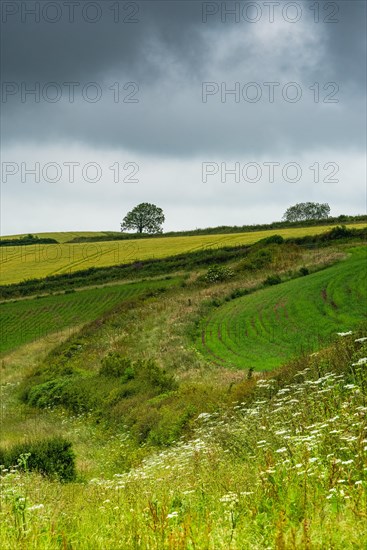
left=261, top=234, right=284, bottom=245
left=132, top=407, right=161, bottom=443
left=230, top=288, right=250, bottom=300
left=299, top=267, right=309, bottom=276
left=62, top=342, right=83, bottom=359
left=326, top=225, right=352, bottom=240
left=147, top=405, right=197, bottom=446
left=26, top=378, right=71, bottom=408
left=106, top=381, right=140, bottom=404
left=100, top=352, right=135, bottom=380
left=26, top=377, right=99, bottom=414
left=136, top=359, right=177, bottom=392
left=240, top=248, right=273, bottom=271
left=263, top=274, right=281, bottom=286
left=204, top=265, right=234, bottom=284
left=0, top=437, right=76, bottom=481
left=24, top=353, right=177, bottom=421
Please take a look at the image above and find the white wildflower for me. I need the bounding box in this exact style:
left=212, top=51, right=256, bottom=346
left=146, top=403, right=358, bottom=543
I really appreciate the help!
left=197, top=412, right=212, bottom=420
left=220, top=493, right=238, bottom=503
left=28, top=504, right=44, bottom=512
left=352, top=357, right=367, bottom=366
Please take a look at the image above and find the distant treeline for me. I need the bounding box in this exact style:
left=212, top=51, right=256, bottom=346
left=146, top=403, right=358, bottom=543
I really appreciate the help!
left=1, top=225, right=366, bottom=300
left=66, top=215, right=367, bottom=243
left=0, top=234, right=58, bottom=247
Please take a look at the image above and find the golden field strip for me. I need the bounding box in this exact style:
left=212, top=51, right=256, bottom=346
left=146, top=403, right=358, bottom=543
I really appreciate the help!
left=1, top=224, right=366, bottom=285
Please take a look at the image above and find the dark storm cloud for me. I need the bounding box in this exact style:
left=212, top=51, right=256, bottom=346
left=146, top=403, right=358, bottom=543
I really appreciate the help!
left=3, top=87, right=364, bottom=157
left=1, top=1, right=209, bottom=82
left=323, top=0, right=367, bottom=88
left=2, top=0, right=366, bottom=156
left=2, top=1, right=365, bottom=84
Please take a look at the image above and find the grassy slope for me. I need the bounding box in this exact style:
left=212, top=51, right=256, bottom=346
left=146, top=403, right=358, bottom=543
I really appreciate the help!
left=0, top=278, right=179, bottom=356
left=0, top=333, right=366, bottom=549
left=0, top=237, right=334, bottom=364
left=8, top=245, right=351, bottom=452
left=1, top=223, right=366, bottom=285
left=200, top=246, right=367, bottom=370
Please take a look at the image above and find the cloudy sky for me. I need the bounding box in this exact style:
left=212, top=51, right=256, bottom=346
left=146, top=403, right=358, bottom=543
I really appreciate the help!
left=1, top=0, right=366, bottom=234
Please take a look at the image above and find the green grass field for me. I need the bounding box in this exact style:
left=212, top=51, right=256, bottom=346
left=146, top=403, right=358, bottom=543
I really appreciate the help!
left=0, top=278, right=178, bottom=356
left=199, top=246, right=367, bottom=370
left=1, top=224, right=365, bottom=285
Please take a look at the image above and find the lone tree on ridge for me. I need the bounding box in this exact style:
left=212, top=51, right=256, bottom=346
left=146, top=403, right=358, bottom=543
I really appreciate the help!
left=121, top=203, right=165, bottom=234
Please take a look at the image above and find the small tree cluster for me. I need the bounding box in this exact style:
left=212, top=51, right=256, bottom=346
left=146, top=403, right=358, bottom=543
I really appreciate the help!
left=283, top=202, right=330, bottom=222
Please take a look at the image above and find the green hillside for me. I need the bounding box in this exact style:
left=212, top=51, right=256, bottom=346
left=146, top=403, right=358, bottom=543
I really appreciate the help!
left=199, top=247, right=367, bottom=370
left=0, top=278, right=179, bottom=355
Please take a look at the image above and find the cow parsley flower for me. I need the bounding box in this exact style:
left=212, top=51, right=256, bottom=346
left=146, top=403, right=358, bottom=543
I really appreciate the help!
left=28, top=504, right=44, bottom=512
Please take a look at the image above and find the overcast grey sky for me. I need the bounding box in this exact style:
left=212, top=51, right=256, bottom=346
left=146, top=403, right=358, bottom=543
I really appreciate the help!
left=1, top=0, right=366, bottom=234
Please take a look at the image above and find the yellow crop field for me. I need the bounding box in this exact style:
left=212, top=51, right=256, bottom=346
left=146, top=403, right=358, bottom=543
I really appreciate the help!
left=1, top=224, right=365, bottom=285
